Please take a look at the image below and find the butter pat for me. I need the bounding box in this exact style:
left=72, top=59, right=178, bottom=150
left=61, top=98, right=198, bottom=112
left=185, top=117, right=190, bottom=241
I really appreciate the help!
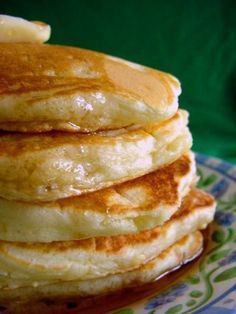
left=0, top=15, right=51, bottom=43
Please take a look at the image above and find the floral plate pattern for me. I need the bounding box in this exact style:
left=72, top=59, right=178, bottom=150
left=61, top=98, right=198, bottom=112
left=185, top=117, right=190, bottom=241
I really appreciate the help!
left=112, top=154, right=236, bottom=314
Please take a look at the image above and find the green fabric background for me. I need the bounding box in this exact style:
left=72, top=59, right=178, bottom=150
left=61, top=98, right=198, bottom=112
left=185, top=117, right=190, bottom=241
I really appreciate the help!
left=1, top=0, right=236, bottom=163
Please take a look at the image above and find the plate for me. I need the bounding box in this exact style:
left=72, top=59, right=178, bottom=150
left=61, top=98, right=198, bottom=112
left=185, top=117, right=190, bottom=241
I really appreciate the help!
left=111, top=154, right=236, bottom=314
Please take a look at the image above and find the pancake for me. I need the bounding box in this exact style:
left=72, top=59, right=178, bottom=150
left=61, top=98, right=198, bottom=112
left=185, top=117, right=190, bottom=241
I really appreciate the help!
left=0, top=110, right=192, bottom=202
left=0, top=152, right=196, bottom=242
left=0, top=189, right=215, bottom=288
left=0, top=42, right=180, bottom=133
left=0, top=232, right=203, bottom=309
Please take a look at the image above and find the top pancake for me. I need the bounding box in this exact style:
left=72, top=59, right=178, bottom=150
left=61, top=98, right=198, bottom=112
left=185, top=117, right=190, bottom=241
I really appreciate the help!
left=0, top=43, right=180, bottom=132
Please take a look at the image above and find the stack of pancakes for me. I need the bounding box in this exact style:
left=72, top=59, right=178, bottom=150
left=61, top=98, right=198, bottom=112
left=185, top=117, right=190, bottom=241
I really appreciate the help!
left=0, top=16, right=216, bottom=311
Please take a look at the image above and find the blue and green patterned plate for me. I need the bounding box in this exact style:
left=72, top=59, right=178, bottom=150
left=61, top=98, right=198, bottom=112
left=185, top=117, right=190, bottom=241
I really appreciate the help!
left=112, top=154, right=236, bottom=314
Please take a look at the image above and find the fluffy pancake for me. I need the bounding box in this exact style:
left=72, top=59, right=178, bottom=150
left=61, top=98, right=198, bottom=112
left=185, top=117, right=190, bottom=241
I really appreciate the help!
left=0, top=42, right=180, bottom=133
left=0, top=110, right=192, bottom=202
left=0, top=152, right=196, bottom=242
left=0, top=232, right=203, bottom=308
left=0, top=189, right=215, bottom=288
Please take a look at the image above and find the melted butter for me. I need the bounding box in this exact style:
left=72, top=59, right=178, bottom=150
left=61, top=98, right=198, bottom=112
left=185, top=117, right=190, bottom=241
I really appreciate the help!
left=0, top=15, right=51, bottom=43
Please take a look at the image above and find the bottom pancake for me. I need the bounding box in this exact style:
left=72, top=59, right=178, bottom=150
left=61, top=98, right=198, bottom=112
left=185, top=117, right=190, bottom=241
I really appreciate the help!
left=0, top=231, right=203, bottom=309
left=0, top=189, right=215, bottom=287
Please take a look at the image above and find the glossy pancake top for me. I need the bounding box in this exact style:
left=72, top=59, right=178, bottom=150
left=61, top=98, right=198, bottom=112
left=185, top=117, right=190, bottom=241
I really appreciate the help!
left=0, top=43, right=180, bottom=132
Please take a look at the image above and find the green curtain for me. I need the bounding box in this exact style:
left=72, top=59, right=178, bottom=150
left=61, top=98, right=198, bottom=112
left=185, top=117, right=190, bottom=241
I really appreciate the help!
left=1, top=0, right=236, bottom=163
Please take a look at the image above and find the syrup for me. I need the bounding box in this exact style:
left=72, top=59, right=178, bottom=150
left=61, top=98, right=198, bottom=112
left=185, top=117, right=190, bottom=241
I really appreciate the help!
left=3, top=226, right=212, bottom=314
